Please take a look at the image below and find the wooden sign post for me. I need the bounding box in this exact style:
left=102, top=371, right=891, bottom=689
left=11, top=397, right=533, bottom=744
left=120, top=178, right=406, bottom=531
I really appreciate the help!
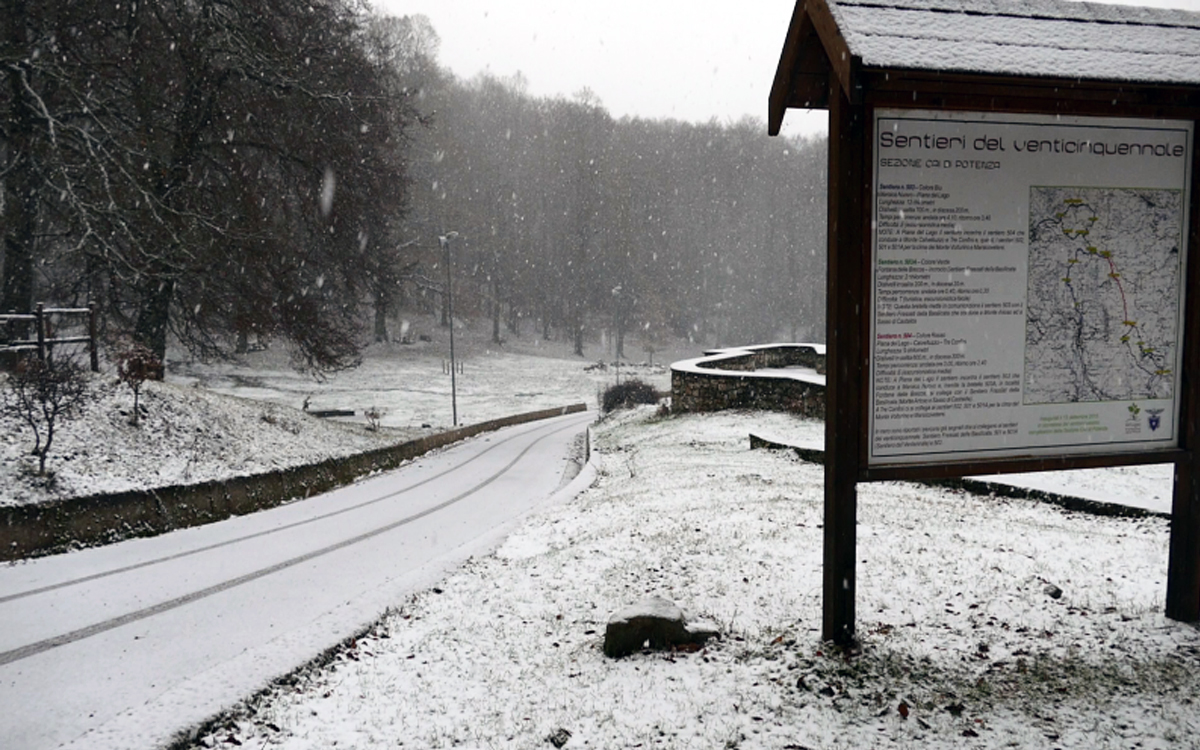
left=770, top=0, right=1200, bottom=643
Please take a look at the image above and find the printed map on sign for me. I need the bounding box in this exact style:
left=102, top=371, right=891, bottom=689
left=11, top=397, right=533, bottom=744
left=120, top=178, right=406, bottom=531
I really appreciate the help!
left=1024, top=186, right=1184, bottom=405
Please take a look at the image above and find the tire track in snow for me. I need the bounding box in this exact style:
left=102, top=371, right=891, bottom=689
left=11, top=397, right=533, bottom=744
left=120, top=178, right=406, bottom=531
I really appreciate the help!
left=0, top=415, right=590, bottom=666
left=1, top=413, right=589, bottom=606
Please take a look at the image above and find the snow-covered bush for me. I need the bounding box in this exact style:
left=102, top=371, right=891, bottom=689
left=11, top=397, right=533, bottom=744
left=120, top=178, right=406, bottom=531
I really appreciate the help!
left=3, top=355, right=91, bottom=475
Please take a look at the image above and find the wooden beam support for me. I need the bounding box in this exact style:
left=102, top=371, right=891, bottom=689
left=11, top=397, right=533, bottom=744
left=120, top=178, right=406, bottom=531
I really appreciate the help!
left=769, top=0, right=809, bottom=136
left=806, top=0, right=860, bottom=105
left=864, top=449, right=1187, bottom=484
left=1166, top=131, right=1200, bottom=623
left=1168, top=461, right=1200, bottom=621
left=862, top=70, right=1200, bottom=116
left=823, top=78, right=868, bottom=645
left=769, top=3, right=834, bottom=134
left=88, top=302, right=99, bottom=373
left=34, top=302, right=45, bottom=364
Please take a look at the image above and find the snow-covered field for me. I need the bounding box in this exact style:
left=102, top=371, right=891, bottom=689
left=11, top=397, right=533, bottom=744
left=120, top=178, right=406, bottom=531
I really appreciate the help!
left=0, top=375, right=421, bottom=508
left=167, top=341, right=652, bottom=434
left=165, top=314, right=683, bottom=434
left=178, top=408, right=1200, bottom=750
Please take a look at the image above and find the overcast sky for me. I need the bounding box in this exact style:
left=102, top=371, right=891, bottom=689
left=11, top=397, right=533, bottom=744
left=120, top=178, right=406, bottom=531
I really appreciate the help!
left=371, top=0, right=1200, bottom=141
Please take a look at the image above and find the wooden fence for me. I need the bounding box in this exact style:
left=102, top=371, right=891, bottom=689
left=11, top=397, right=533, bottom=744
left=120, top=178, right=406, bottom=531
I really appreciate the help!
left=0, top=302, right=99, bottom=372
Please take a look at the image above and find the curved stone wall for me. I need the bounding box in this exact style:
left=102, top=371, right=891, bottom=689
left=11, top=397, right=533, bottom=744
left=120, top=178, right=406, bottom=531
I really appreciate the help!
left=670, top=343, right=826, bottom=417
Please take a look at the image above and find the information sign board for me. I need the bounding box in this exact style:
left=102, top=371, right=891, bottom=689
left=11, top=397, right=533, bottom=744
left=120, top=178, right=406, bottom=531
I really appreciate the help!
left=870, top=110, right=1192, bottom=466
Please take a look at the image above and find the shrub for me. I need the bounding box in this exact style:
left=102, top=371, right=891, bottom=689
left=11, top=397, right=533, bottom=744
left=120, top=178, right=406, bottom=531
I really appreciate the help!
left=364, top=406, right=385, bottom=431
left=3, top=355, right=91, bottom=474
left=115, top=343, right=162, bottom=426
left=602, top=378, right=660, bottom=413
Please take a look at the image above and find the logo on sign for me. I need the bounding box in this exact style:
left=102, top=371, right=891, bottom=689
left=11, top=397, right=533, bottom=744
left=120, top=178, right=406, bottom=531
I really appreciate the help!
left=1124, top=402, right=1143, bottom=435
left=1147, top=408, right=1165, bottom=432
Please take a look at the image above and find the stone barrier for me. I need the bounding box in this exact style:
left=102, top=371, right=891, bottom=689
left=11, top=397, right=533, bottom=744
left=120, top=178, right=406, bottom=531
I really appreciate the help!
left=670, top=343, right=826, bottom=417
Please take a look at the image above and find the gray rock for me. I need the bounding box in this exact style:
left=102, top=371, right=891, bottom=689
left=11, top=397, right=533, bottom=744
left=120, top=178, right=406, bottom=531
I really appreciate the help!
left=1044, top=583, right=1063, bottom=599
left=602, top=596, right=720, bottom=658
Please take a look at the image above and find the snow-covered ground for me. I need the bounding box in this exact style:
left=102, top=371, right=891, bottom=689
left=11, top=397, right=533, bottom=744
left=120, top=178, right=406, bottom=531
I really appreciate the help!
left=177, top=408, right=1200, bottom=750
left=4, top=318, right=1196, bottom=748
left=1, top=317, right=671, bottom=508
left=0, top=375, right=421, bottom=508
left=0, top=412, right=593, bottom=750
left=165, top=314, right=681, bottom=434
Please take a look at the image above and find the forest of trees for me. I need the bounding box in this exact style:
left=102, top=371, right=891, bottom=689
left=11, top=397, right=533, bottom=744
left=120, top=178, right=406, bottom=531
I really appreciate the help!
left=404, top=70, right=829, bottom=358
left=2, top=3, right=827, bottom=373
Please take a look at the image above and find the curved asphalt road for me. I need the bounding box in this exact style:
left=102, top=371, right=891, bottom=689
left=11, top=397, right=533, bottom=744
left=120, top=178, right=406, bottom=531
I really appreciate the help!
left=0, top=410, right=594, bottom=750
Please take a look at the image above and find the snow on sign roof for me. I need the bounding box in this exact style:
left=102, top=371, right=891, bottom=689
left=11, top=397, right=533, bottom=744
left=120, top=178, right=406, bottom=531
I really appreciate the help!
left=769, top=0, right=1200, bottom=131
left=829, top=0, right=1200, bottom=83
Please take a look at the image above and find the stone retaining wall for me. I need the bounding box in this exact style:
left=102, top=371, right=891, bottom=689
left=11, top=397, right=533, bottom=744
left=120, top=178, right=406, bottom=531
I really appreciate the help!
left=1, top=403, right=587, bottom=561
left=671, top=344, right=826, bottom=417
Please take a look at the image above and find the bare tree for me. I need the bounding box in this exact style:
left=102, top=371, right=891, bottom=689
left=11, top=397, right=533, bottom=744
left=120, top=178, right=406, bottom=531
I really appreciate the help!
left=2, top=0, right=421, bottom=372
left=3, top=356, right=90, bottom=475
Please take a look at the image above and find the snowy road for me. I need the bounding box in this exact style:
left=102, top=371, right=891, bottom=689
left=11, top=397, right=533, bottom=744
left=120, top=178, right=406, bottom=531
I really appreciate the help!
left=0, top=410, right=594, bottom=750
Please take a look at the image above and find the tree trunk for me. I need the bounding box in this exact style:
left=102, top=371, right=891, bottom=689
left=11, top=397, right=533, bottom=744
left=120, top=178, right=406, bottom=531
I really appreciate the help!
left=573, top=312, right=584, bottom=357
left=787, top=223, right=799, bottom=341
left=374, top=291, right=389, bottom=342
left=134, top=277, right=175, bottom=370
left=2, top=0, right=37, bottom=332
left=491, top=279, right=501, bottom=344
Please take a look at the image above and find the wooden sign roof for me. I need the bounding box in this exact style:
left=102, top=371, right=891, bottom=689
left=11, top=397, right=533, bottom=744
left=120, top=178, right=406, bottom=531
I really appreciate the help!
left=769, top=0, right=1200, bottom=134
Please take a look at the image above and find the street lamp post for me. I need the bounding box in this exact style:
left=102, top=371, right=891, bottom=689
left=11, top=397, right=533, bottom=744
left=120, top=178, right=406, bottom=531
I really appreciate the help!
left=439, top=231, right=459, bottom=426
left=611, top=285, right=622, bottom=386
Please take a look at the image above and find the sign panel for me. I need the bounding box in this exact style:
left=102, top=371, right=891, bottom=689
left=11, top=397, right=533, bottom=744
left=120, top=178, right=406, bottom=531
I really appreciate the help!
left=870, top=110, right=1192, bottom=466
